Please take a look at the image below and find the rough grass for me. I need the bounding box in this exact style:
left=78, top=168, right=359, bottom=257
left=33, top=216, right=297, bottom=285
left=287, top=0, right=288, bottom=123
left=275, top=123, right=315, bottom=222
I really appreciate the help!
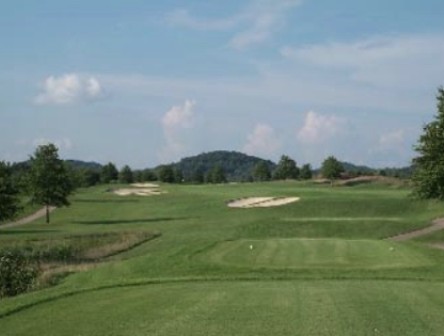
left=1, top=181, right=444, bottom=335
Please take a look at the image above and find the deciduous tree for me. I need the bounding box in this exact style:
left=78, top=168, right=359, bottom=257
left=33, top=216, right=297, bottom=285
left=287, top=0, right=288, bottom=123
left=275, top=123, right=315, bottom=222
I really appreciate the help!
left=273, top=155, right=299, bottom=180
left=321, top=156, right=344, bottom=184
left=0, top=161, right=21, bottom=222
left=29, top=144, right=73, bottom=223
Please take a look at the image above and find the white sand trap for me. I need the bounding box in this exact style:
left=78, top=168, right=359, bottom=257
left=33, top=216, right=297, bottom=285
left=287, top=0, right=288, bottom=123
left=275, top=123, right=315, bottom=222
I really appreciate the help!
left=131, top=183, right=160, bottom=188
left=114, top=182, right=165, bottom=196
left=228, top=197, right=300, bottom=208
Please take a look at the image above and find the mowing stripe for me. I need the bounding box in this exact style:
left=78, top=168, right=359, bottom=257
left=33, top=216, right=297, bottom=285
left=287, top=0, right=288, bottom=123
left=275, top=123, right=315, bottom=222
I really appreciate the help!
left=282, top=217, right=403, bottom=222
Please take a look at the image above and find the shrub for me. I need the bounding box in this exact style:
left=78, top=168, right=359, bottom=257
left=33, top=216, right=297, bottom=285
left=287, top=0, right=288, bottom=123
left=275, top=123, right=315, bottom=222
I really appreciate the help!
left=0, top=251, right=39, bottom=298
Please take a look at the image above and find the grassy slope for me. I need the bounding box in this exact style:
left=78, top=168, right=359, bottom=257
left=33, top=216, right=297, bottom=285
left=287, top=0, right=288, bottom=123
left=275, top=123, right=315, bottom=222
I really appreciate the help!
left=1, top=182, right=444, bottom=335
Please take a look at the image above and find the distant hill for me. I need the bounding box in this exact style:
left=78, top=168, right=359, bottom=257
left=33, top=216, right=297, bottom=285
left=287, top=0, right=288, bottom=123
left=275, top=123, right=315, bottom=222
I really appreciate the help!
left=65, top=160, right=102, bottom=171
left=166, top=150, right=276, bottom=182
left=341, top=162, right=376, bottom=175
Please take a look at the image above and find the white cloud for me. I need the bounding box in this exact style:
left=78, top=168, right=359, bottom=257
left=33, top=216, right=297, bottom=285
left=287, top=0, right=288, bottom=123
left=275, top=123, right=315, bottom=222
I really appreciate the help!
left=160, top=100, right=196, bottom=163
left=281, top=34, right=444, bottom=89
left=297, top=111, right=345, bottom=144
left=243, top=123, right=281, bottom=158
left=166, top=0, right=301, bottom=50
left=35, top=74, right=103, bottom=105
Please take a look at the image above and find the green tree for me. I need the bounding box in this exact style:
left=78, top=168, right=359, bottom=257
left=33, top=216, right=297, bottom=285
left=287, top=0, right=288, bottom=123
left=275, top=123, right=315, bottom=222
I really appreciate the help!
left=0, top=161, right=21, bottom=222
left=29, top=144, right=73, bottom=223
left=119, top=165, right=134, bottom=184
left=252, top=161, right=271, bottom=181
left=412, top=88, right=444, bottom=199
left=100, top=162, right=118, bottom=183
left=273, top=155, right=299, bottom=180
left=173, top=168, right=183, bottom=183
left=321, top=156, right=344, bottom=184
left=158, top=165, right=175, bottom=183
left=300, top=164, right=313, bottom=180
left=206, top=165, right=226, bottom=183
left=142, top=169, right=157, bottom=182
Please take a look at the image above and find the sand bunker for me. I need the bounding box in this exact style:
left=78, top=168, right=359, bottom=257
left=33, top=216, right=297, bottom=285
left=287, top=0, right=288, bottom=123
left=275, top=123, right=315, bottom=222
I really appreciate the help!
left=114, top=183, right=165, bottom=197
left=228, top=197, right=300, bottom=208
left=130, top=183, right=160, bottom=188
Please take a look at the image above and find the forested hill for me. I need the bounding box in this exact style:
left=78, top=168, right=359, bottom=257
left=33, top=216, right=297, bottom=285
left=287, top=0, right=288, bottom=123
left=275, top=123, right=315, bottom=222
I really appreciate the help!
left=169, top=151, right=276, bottom=182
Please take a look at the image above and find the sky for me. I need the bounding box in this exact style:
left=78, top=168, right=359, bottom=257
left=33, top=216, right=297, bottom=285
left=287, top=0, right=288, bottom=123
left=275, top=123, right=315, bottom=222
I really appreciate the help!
left=1, top=0, right=444, bottom=169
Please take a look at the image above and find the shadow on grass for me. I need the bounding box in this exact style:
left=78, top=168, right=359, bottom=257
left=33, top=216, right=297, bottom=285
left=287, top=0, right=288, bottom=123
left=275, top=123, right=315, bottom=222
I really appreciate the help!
left=0, top=229, right=59, bottom=235
left=74, top=199, right=141, bottom=203
left=73, top=217, right=190, bottom=225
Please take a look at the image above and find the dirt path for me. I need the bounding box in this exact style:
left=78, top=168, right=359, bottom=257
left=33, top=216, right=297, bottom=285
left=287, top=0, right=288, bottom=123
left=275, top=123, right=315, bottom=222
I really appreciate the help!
left=388, top=218, right=444, bottom=241
left=0, top=207, right=56, bottom=229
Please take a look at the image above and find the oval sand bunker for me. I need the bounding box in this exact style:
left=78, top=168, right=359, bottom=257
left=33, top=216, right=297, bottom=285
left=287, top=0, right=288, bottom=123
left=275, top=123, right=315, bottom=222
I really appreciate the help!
left=228, top=197, right=300, bottom=208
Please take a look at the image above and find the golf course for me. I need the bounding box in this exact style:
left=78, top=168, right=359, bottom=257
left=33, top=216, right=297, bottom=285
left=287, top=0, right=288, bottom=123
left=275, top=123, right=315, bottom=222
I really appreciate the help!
left=2, top=180, right=444, bottom=335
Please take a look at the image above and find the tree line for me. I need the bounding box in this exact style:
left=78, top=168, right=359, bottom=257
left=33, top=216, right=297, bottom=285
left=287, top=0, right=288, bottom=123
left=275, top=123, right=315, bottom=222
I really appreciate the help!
left=5, top=84, right=444, bottom=226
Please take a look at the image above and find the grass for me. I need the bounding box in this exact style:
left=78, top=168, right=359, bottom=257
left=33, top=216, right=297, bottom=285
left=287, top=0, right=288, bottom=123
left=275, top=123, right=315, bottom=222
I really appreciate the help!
left=1, top=181, right=444, bottom=335
left=203, top=238, right=433, bottom=270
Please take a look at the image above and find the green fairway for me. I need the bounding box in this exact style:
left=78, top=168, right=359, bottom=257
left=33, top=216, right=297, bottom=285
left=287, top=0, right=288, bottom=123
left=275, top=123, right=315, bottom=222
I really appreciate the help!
left=203, top=238, right=433, bottom=269
left=2, top=181, right=444, bottom=335
left=2, top=281, right=444, bottom=336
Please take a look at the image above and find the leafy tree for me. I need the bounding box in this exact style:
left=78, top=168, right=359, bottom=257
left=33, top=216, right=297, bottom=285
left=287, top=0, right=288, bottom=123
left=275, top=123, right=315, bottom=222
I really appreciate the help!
left=273, top=155, right=299, bottom=180
left=206, top=165, right=226, bottom=183
left=321, top=156, right=344, bottom=184
left=29, top=144, right=73, bottom=223
left=252, top=161, right=271, bottom=181
left=100, top=162, right=118, bottom=183
left=142, top=169, right=157, bottom=182
left=158, top=165, right=175, bottom=183
left=412, top=88, right=444, bottom=199
left=173, top=168, right=183, bottom=183
left=191, top=167, right=205, bottom=184
left=300, top=164, right=313, bottom=180
left=80, top=168, right=101, bottom=187
left=119, top=165, right=134, bottom=184
left=0, top=161, right=21, bottom=222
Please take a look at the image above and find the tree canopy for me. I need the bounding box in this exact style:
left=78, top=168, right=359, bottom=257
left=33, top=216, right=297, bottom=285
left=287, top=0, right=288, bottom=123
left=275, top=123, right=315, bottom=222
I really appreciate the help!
left=412, top=88, right=444, bottom=199
left=119, top=165, right=134, bottom=184
left=321, top=156, right=344, bottom=182
left=0, top=161, right=21, bottom=222
left=29, top=144, right=73, bottom=223
left=299, top=164, right=313, bottom=180
left=100, top=162, right=118, bottom=184
left=252, top=161, right=271, bottom=181
left=273, top=155, right=299, bottom=180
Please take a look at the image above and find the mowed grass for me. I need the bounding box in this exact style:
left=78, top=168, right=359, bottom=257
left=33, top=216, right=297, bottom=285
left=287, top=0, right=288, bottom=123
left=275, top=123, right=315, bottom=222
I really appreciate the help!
left=204, top=238, right=433, bottom=269
left=2, top=181, right=444, bottom=335
left=2, top=281, right=444, bottom=336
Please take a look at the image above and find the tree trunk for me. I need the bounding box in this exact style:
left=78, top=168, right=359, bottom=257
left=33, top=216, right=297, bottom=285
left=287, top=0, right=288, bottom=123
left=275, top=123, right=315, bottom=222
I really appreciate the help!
left=46, top=205, right=50, bottom=224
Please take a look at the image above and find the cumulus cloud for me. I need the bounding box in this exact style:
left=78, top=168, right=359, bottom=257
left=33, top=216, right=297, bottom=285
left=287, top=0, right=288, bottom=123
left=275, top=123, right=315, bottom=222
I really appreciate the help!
left=297, top=111, right=345, bottom=144
left=243, top=123, right=281, bottom=158
left=166, top=0, right=301, bottom=50
left=35, top=74, right=103, bottom=105
left=160, top=100, right=196, bottom=162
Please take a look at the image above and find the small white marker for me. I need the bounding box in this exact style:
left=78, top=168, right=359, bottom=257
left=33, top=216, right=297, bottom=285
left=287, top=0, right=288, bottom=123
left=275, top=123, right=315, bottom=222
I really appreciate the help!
left=249, top=245, right=253, bottom=250
left=389, top=247, right=394, bottom=251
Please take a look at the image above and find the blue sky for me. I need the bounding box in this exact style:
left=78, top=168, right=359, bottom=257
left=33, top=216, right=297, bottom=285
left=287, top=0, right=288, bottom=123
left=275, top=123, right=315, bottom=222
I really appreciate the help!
left=1, top=0, right=444, bottom=169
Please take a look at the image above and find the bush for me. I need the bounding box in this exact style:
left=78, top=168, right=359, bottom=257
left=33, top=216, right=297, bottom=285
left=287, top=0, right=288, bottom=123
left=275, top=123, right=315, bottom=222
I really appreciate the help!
left=0, top=251, right=39, bottom=298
